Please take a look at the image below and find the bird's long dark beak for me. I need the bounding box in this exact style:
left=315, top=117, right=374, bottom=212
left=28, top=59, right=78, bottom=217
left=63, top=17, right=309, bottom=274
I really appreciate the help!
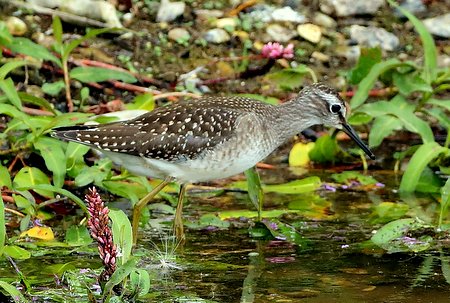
left=341, top=122, right=375, bottom=160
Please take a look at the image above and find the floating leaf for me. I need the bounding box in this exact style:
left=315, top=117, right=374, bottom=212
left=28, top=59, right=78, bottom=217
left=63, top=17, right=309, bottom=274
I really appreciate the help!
left=70, top=67, right=137, bottom=83
left=264, top=177, right=321, bottom=194
left=331, top=171, right=378, bottom=185
left=369, top=202, right=409, bottom=224
left=289, top=142, right=315, bottom=166
left=20, top=226, right=54, bottom=240
left=13, top=167, right=53, bottom=198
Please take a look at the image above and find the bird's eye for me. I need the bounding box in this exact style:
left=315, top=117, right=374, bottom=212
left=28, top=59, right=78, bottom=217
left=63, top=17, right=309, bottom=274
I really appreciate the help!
left=330, top=104, right=341, bottom=114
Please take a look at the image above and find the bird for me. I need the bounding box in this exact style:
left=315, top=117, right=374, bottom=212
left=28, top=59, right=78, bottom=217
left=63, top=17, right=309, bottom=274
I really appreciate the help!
left=51, top=83, right=375, bottom=243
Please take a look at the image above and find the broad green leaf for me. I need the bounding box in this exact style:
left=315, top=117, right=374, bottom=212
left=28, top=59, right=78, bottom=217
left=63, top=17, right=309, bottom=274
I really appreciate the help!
left=0, top=281, right=27, bottom=303
left=0, top=78, right=22, bottom=109
left=65, top=225, right=92, bottom=246
left=399, top=142, right=446, bottom=192
left=127, top=93, right=155, bottom=111
left=18, top=92, right=57, bottom=115
left=0, top=164, right=12, bottom=189
left=0, top=21, right=13, bottom=45
left=369, top=115, right=402, bottom=148
left=129, top=269, right=151, bottom=297
left=70, top=66, right=137, bottom=83
left=428, top=99, right=450, bottom=111
left=103, top=257, right=138, bottom=299
left=331, top=171, right=378, bottom=185
left=7, top=37, right=61, bottom=66
left=42, top=81, right=65, bottom=96
left=415, top=167, right=443, bottom=193
left=347, top=47, right=382, bottom=84
left=264, top=177, right=321, bottom=194
left=425, top=108, right=450, bottom=130
left=33, top=137, right=66, bottom=188
left=392, top=72, right=433, bottom=95
left=350, top=59, right=413, bottom=109
left=2, top=245, right=31, bottom=259
left=439, top=178, right=450, bottom=228
left=244, top=167, right=264, bottom=214
left=0, top=195, right=5, bottom=254
left=44, top=112, right=92, bottom=130
left=266, top=65, right=315, bottom=90
left=347, top=112, right=373, bottom=125
left=101, top=180, right=145, bottom=204
left=369, top=202, right=409, bottom=224
left=309, top=135, right=339, bottom=162
left=389, top=0, right=437, bottom=83
left=52, top=16, right=63, bottom=46
left=109, top=209, right=133, bottom=264
left=0, top=61, right=30, bottom=79
left=13, top=167, right=53, bottom=198
left=30, top=184, right=87, bottom=213
left=66, top=141, right=90, bottom=170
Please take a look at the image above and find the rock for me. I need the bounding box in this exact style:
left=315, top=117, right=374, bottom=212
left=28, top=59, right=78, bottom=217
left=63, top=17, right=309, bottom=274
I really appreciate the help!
left=203, top=28, right=230, bottom=44
left=313, top=12, right=337, bottom=28
left=216, top=18, right=238, bottom=28
left=271, top=6, right=307, bottom=23
left=423, top=13, right=450, bottom=38
left=335, top=45, right=361, bottom=63
left=168, top=28, right=190, bottom=41
left=321, top=0, right=385, bottom=17
left=395, top=0, right=426, bottom=16
left=311, top=51, right=330, bottom=62
left=245, top=4, right=274, bottom=23
left=194, top=9, right=224, bottom=19
left=266, top=24, right=297, bottom=42
left=6, top=17, right=27, bottom=36
left=349, top=25, right=399, bottom=51
left=297, top=23, right=322, bottom=44
left=156, top=0, right=185, bottom=22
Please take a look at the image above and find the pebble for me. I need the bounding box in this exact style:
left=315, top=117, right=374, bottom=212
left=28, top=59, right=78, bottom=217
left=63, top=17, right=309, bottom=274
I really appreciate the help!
left=423, top=13, right=450, bottom=38
left=311, top=51, right=330, bottom=62
left=203, top=28, right=230, bottom=44
left=168, top=28, right=190, bottom=41
left=313, top=12, right=337, bottom=28
left=335, top=45, right=361, bottom=63
left=266, top=24, right=297, bottom=42
left=6, top=16, right=27, bottom=36
left=156, top=0, right=185, bottom=22
left=194, top=9, right=224, bottom=20
left=321, top=0, right=385, bottom=17
left=297, top=23, right=322, bottom=44
left=349, top=25, right=399, bottom=51
left=396, top=0, right=426, bottom=16
left=216, top=18, right=238, bottom=29
left=271, top=6, right=307, bottom=23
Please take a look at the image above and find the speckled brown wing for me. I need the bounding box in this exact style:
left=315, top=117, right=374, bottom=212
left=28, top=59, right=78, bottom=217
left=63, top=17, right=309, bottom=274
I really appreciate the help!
left=51, top=96, right=271, bottom=162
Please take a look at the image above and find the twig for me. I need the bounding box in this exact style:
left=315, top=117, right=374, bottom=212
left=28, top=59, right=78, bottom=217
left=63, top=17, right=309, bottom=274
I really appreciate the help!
left=227, top=0, right=259, bottom=16
left=4, top=207, right=26, bottom=218
left=153, top=91, right=201, bottom=100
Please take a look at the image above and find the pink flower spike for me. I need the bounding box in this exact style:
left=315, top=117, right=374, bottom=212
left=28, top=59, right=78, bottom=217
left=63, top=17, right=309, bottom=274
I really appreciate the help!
left=282, top=43, right=294, bottom=59
left=261, top=42, right=295, bottom=60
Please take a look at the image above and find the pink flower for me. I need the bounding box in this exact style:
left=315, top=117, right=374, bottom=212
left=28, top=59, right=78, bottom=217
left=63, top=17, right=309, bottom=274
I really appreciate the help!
left=261, top=42, right=294, bottom=59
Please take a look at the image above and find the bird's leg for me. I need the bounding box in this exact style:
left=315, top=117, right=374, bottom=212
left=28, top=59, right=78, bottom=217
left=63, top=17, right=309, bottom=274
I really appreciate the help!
left=132, top=177, right=173, bottom=245
left=174, top=183, right=188, bottom=242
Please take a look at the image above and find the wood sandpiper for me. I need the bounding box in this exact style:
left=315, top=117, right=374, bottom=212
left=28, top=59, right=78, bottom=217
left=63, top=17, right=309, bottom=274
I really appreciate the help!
left=52, top=83, right=375, bottom=243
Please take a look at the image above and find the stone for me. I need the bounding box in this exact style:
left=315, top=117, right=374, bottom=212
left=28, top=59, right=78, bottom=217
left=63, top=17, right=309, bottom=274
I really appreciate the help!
left=168, top=28, right=190, bottom=41
left=194, top=9, right=224, bottom=19
left=349, top=25, right=399, bottom=51
left=266, top=24, right=297, bottom=43
left=311, top=51, right=330, bottom=62
left=321, top=0, right=385, bottom=17
left=156, top=0, right=185, bottom=22
left=313, top=12, right=337, bottom=28
left=271, top=6, right=307, bottom=23
left=297, top=23, right=322, bottom=44
left=6, top=17, right=27, bottom=36
left=203, top=28, right=230, bottom=44
left=423, top=13, right=450, bottom=38
left=216, top=18, right=238, bottom=29
left=396, top=0, right=426, bottom=16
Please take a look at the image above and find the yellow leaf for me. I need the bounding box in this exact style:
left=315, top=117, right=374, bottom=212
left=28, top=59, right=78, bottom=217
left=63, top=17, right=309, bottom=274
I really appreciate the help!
left=20, top=226, right=54, bottom=241
left=289, top=142, right=315, bottom=167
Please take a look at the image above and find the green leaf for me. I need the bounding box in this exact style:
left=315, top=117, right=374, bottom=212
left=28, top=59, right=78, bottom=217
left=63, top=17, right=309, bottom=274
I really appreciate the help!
left=264, top=177, right=321, bottom=194
left=0, top=78, right=22, bottom=110
left=244, top=167, right=264, bottom=213
left=42, top=81, right=65, bottom=96
left=399, top=142, right=446, bottom=192
left=0, top=61, right=30, bottom=79
left=0, top=21, right=13, bottom=45
left=65, top=225, right=92, bottom=246
left=13, top=167, right=54, bottom=198
left=331, top=171, right=378, bottom=185
left=266, top=65, right=314, bottom=90
left=392, top=72, right=432, bottom=95
left=70, top=66, right=137, bottom=83
left=127, top=93, right=155, bottom=111
left=129, top=269, right=151, bottom=297
left=7, top=37, right=61, bottom=66
left=66, top=141, right=90, bottom=169
left=369, top=115, right=402, bottom=148
left=309, top=135, right=339, bottom=162
left=0, top=164, right=12, bottom=189
left=347, top=112, right=373, bottom=125
left=389, top=0, right=437, bottom=83
left=3, top=245, right=31, bottom=259
left=428, top=99, right=450, bottom=111
left=18, top=92, right=57, bottom=115
left=0, top=195, right=5, bottom=255
left=52, top=16, right=63, bottom=46
left=103, top=257, right=138, bottom=298
left=0, top=281, right=27, bottom=303
left=350, top=59, right=413, bottom=109
left=347, top=47, right=382, bottom=84
left=62, top=27, right=116, bottom=61
left=33, top=137, right=66, bottom=188
left=109, top=209, right=133, bottom=264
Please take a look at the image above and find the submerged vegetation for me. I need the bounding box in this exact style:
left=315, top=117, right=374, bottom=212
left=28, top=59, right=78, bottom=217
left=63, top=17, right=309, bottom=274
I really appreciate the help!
left=0, top=0, right=449, bottom=302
